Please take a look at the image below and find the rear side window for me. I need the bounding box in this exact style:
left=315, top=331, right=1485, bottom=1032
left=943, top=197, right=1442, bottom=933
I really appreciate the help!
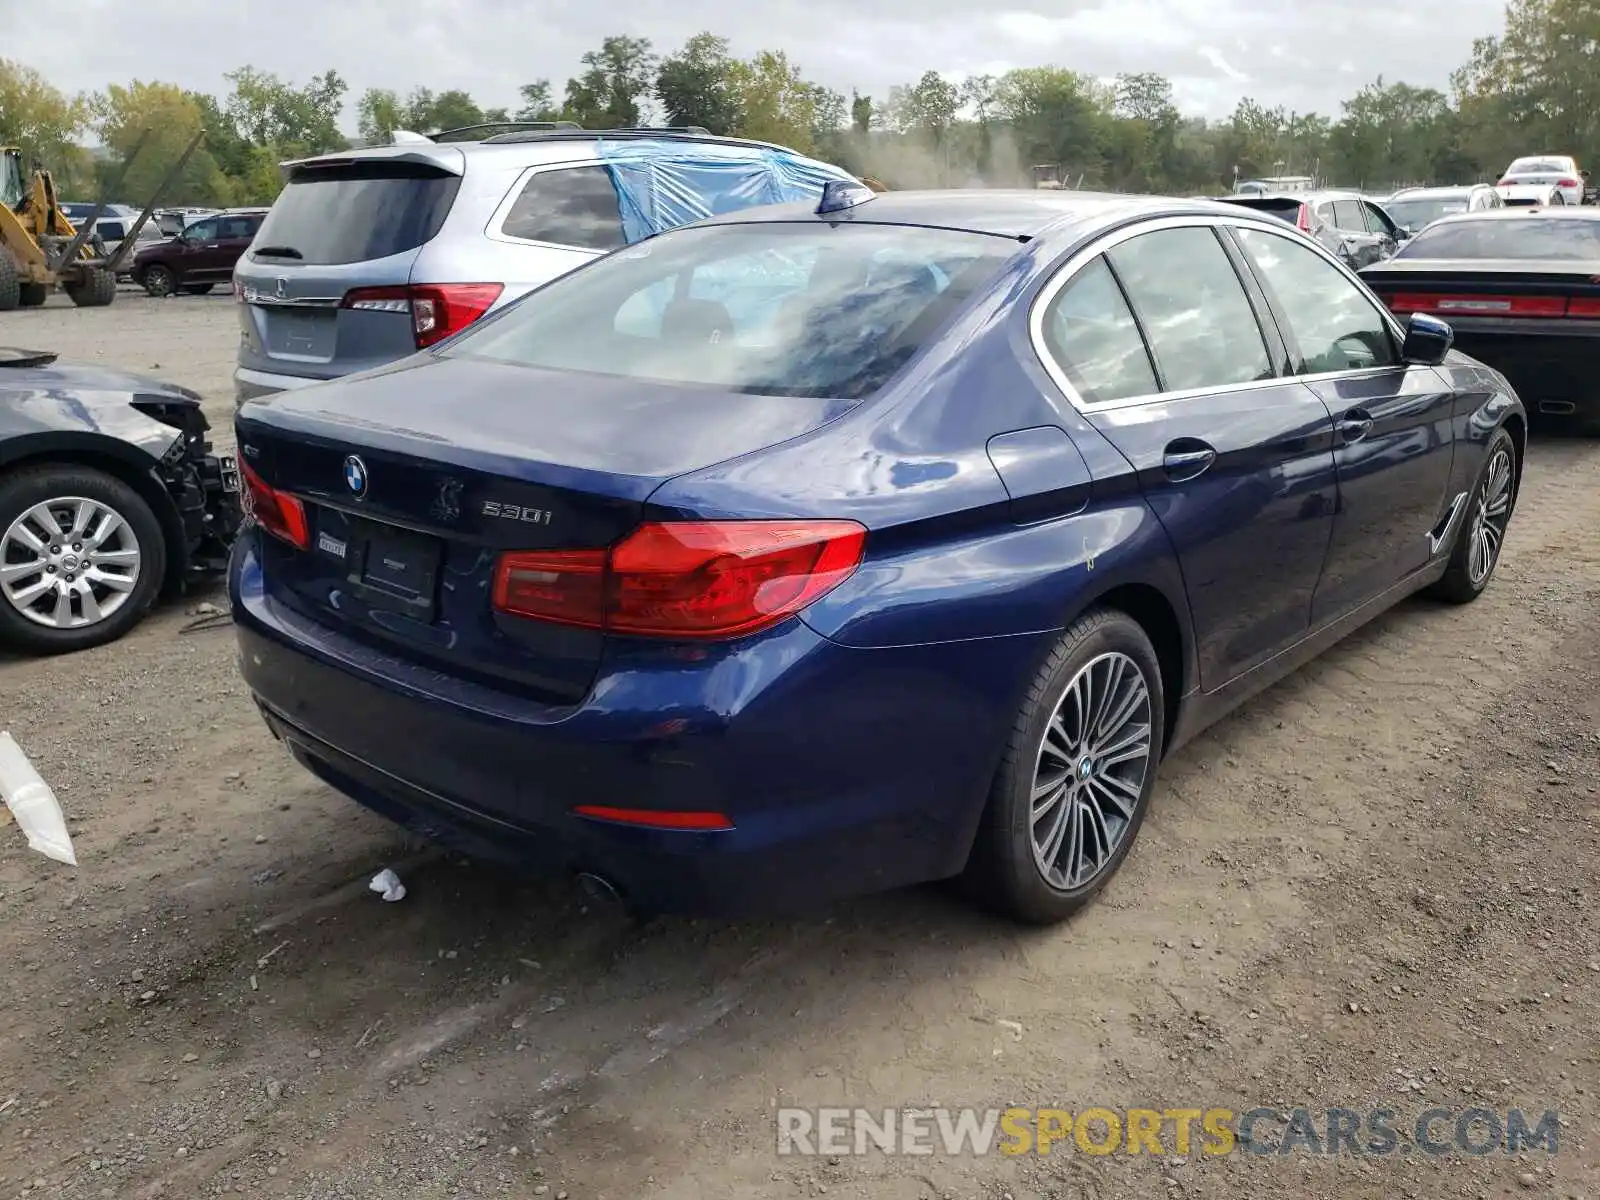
left=1235, top=227, right=1397, bottom=373
left=500, top=166, right=625, bottom=251
left=98, top=220, right=125, bottom=240
left=1332, top=200, right=1364, bottom=230
left=445, top=222, right=1016, bottom=400
left=219, top=215, right=258, bottom=239
left=251, top=160, right=461, bottom=265
left=1039, top=256, right=1158, bottom=404
left=1397, top=217, right=1600, bottom=261
left=1108, top=227, right=1273, bottom=392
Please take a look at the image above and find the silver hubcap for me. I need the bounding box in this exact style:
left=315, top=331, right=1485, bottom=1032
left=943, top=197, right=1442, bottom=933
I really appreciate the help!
left=1, top=497, right=141, bottom=629
left=1030, top=651, right=1154, bottom=891
left=1467, top=448, right=1513, bottom=586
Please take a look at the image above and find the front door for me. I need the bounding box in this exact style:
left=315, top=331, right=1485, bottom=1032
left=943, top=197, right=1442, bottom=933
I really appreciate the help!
left=1231, top=225, right=1458, bottom=623
left=1035, top=221, right=1339, bottom=690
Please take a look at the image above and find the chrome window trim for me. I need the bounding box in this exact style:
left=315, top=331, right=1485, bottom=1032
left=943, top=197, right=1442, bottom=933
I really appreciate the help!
left=1028, top=212, right=1410, bottom=414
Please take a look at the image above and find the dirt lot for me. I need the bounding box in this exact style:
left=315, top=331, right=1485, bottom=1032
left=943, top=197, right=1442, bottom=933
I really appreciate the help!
left=1, top=292, right=1597, bottom=1200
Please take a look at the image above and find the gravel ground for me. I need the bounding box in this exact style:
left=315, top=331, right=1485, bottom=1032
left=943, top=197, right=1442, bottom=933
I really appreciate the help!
left=0, top=292, right=1597, bottom=1200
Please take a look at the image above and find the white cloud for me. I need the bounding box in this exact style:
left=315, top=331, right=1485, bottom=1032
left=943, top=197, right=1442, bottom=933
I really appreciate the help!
left=8, top=0, right=1510, bottom=123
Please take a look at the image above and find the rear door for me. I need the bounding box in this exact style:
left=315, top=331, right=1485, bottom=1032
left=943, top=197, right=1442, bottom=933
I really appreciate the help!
left=1035, top=219, right=1339, bottom=689
left=214, top=212, right=261, bottom=280
left=1232, top=225, right=1457, bottom=623
left=236, top=154, right=465, bottom=385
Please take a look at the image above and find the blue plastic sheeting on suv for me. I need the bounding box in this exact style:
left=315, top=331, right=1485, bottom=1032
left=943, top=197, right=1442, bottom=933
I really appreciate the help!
left=596, top=138, right=852, bottom=242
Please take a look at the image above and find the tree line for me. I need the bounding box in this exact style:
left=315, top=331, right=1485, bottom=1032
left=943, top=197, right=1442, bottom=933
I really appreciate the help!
left=0, top=0, right=1589, bottom=210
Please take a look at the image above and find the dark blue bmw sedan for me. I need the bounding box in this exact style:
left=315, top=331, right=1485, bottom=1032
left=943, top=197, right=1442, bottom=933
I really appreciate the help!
left=230, top=184, right=1525, bottom=923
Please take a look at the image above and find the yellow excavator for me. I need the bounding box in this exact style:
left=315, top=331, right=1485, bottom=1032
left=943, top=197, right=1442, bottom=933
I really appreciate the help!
left=0, top=130, right=205, bottom=312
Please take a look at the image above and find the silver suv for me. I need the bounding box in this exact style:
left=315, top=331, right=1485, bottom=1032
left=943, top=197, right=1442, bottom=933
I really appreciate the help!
left=233, top=127, right=858, bottom=404
left=1381, top=184, right=1504, bottom=238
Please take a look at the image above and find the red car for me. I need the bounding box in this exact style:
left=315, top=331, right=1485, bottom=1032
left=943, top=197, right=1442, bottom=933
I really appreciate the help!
left=131, top=208, right=268, bottom=297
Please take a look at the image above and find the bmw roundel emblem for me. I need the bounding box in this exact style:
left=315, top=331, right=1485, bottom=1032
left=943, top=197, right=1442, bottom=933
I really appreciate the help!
left=343, top=455, right=368, bottom=497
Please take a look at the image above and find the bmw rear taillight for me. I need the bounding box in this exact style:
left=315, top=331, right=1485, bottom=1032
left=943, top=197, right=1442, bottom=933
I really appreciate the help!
left=491, top=520, right=868, bottom=640
left=341, top=283, right=505, bottom=350
left=1296, top=203, right=1313, bottom=232
left=1497, top=178, right=1515, bottom=187
left=240, top=458, right=310, bottom=550
left=1558, top=177, right=1581, bottom=189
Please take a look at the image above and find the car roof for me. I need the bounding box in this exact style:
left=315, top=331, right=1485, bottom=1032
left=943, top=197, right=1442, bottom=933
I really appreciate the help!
left=1422, top=206, right=1600, bottom=229
left=693, top=189, right=1260, bottom=240
left=1389, top=185, right=1483, bottom=197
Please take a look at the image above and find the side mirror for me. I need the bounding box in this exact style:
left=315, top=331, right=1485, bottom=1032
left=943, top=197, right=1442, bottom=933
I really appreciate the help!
left=1401, top=312, right=1453, bottom=366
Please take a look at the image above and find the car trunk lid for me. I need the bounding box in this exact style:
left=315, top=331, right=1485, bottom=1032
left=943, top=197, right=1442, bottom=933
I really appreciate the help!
left=235, top=355, right=853, bottom=702
left=1361, top=258, right=1600, bottom=319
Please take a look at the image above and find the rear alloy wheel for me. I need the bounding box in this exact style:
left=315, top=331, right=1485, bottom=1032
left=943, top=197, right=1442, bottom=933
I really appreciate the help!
left=965, top=609, right=1166, bottom=924
left=1430, top=427, right=1517, bottom=604
left=0, top=466, right=166, bottom=655
left=142, top=264, right=175, bottom=298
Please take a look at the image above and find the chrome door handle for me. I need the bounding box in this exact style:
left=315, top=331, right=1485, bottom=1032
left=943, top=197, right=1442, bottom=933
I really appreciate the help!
left=1162, top=442, right=1217, bottom=481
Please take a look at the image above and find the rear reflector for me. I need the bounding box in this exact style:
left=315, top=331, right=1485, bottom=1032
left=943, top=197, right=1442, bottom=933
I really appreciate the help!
left=492, top=519, right=868, bottom=640
left=342, top=282, right=505, bottom=349
left=1381, top=292, right=1580, bottom=318
left=573, top=805, right=734, bottom=831
left=240, top=458, right=310, bottom=550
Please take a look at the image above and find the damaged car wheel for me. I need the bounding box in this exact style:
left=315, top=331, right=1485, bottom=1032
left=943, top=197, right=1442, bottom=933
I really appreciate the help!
left=0, top=465, right=166, bottom=654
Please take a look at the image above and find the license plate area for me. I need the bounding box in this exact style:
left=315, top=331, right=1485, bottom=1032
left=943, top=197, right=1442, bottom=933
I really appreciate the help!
left=321, top=512, right=442, bottom=621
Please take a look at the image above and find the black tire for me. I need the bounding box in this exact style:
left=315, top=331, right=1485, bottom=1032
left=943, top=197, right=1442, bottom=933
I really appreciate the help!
left=964, top=609, right=1167, bottom=924
left=180, top=283, right=215, bottom=295
left=1429, top=426, right=1518, bottom=604
left=0, top=248, right=19, bottom=312
left=142, top=263, right=175, bottom=298
left=65, top=266, right=116, bottom=308
left=0, top=465, right=167, bottom=655
left=18, top=282, right=48, bottom=307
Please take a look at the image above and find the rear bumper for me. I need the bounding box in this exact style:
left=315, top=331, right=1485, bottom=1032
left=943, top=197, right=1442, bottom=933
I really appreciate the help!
left=229, top=531, right=1048, bottom=915
left=1447, top=319, right=1600, bottom=417
left=234, top=367, right=327, bottom=407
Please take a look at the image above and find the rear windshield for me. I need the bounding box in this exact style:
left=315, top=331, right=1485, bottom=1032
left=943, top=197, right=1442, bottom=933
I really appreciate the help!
left=1221, top=197, right=1302, bottom=223
left=249, top=160, right=461, bottom=266
left=1384, top=195, right=1470, bottom=230
left=1396, top=217, right=1600, bottom=261
left=443, top=222, right=1018, bottom=399
left=1508, top=158, right=1569, bottom=175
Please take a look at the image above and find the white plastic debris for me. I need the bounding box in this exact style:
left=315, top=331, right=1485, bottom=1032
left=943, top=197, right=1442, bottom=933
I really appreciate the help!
left=369, top=868, right=406, bottom=902
left=0, top=731, right=78, bottom=866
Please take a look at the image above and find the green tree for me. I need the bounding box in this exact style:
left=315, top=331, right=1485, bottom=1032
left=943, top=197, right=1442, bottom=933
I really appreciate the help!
left=355, top=88, right=405, bottom=143
left=516, top=81, right=559, bottom=122
left=655, top=33, right=741, bottom=133
left=849, top=91, right=873, bottom=135
left=992, top=67, right=1108, bottom=183
left=94, top=81, right=226, bottom=205
left=728, top=51, right=817, bottom=153
left=563, top=36, right=657, bottom=128
left=223, top=67, right=346, bottom=155
left=0, top=59, right=91, bottom=191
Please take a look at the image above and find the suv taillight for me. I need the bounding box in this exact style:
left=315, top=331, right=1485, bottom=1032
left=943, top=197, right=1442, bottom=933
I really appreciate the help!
left=1296, top=203, right=1313, bottom=232
left=342, top=283, right=504, bottom=349
left=240, top=459, right=309, bottom=550
left=492, top=520, right=868, bottom=640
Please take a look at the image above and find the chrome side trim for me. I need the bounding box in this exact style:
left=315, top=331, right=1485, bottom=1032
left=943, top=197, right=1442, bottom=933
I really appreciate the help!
left=1026, top=212, right=1411, bottom=415
left=1428, top=490, right=1470, bottom=556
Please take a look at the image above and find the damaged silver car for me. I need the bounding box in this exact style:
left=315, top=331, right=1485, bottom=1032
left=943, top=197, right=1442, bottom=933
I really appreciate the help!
left=0, top=347, right=242, bottom=654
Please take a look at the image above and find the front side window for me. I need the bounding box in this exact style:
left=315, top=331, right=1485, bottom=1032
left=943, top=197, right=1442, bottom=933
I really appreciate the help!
left=1234, top=227, right=1397, bottom=374
left=1107, top=226, right=1272, bottom=393
left=98, top=220, right=125, bottom=240
left=1039, top=256, right=1158, bottom=405
left=183, top=219, right=218, bottom=242
left=446, top=221, right=1016, bottom=399
left=500, top=165, right=625, bottom=251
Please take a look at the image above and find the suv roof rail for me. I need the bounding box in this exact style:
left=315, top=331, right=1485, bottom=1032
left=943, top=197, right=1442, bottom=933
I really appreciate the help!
left=479, top=125, right=720, bottom=145
left=427, top=120, right=584, bottom=143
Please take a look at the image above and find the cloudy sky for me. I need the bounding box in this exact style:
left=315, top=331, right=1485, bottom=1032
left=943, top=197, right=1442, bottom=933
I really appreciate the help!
left=11, top=0, right=1509, bottom=125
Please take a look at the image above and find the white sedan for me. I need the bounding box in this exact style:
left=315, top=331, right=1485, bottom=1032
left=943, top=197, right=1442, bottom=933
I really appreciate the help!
left=1496, top=182, right=1568, bottom=208
left=1497, top=155, right=1585, bottom=206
